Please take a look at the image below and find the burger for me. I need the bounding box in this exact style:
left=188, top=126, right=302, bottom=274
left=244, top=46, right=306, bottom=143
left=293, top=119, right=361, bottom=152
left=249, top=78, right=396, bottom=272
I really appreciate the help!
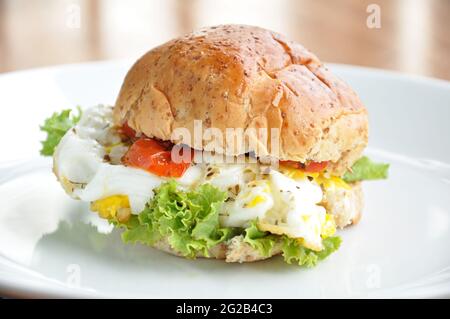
left=40, top=25, right=389, bottom=266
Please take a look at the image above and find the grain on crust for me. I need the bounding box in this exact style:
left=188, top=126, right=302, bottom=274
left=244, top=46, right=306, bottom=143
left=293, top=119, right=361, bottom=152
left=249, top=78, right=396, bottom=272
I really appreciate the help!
left=114, top=24, right=368, bottom=175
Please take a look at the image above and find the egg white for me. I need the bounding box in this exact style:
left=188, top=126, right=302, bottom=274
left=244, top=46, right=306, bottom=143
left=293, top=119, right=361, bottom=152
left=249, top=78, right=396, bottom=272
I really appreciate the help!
left=221, top=180, right=274, bottom=227
left=265, top=170, right=327, bottom=250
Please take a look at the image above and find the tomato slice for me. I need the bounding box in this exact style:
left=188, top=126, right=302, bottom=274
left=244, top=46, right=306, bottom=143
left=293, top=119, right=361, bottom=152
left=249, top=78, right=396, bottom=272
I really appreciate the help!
left=122, top=138, right=192, bottom=177
left=280, top=160, right=328, bottom=173
left=304, top=161, right=328, bottom=172
left=279, top=160, right=302, bottom=169
left=120, top=122, right=136, bottom=139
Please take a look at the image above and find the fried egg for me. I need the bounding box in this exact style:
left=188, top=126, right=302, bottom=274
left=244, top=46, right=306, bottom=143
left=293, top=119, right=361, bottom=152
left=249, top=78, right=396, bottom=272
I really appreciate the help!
left=261, top=170, right=328, bottom=250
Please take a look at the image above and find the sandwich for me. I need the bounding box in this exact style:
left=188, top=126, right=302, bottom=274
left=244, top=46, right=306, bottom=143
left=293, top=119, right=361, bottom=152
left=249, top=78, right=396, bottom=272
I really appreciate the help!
left=40, top=25, right=389, bottom=266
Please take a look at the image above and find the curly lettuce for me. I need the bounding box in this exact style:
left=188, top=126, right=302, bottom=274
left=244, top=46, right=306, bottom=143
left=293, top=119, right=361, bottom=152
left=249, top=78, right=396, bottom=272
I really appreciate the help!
left=343, top=156, right=389, bottom=183
left=282, top=236, right=341, bottom=267
left=121, top=181, right=236, bottom=258
left=243, top=220, right=341, bottom=267
left=243, top=220, right=278, bottom=257
left=39, top=107, right=82, bottom=156
left=117, top=182, right=340, bottom=266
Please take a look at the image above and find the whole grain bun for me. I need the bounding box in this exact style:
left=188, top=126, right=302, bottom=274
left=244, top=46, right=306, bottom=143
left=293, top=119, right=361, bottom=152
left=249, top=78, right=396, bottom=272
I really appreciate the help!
left=114, top=24, right=368, bottom=175
left=153, top=235, right=283, bottom=263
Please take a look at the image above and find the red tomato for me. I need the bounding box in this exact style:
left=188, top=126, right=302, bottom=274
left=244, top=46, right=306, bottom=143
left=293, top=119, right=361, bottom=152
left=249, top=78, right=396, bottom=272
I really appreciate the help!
left=120, top=122, right=136, bottom=139
left=279, top=160, right=302, bottom=169
left=304, top=161, right=328, bottom=173
left=122, top=138, right=192, bottom=177
left=280, top=160, right=328, bottom=173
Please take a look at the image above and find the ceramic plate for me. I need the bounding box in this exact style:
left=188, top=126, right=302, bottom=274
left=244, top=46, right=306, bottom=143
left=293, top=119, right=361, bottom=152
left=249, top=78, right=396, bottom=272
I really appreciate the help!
left=0, top=61, right=449, bottom=298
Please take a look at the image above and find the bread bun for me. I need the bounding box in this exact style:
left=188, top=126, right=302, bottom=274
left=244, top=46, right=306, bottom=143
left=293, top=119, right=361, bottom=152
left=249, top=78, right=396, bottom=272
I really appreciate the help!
left=114, top=24, right=368, bottom=175
left=153, top=235, right=282, bottom=263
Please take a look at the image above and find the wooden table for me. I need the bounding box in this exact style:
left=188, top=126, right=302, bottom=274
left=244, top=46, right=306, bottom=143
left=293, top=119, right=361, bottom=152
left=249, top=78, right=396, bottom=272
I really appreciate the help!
left=0, top=0, right=449, bottom=80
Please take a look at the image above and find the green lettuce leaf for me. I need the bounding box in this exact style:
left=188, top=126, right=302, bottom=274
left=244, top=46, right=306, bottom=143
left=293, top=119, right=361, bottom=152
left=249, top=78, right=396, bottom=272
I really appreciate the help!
left=118, top=182, right=341, bottom=266
left=316, top=236, right=342, bottom=260
left=343, top=156, right=389, bottom=182
left=120, top=217, right=160, bottom=245
left=282, top=236, right=341, bottom=267
left=243, top=220, right=341, bottom=267
left=39, top=107, right=82, bottom=156
left=281, top=237, right=319, bottom=267
left=243, top=220, right=278, bottom=257
left=121, top=181, right=235, bottom=258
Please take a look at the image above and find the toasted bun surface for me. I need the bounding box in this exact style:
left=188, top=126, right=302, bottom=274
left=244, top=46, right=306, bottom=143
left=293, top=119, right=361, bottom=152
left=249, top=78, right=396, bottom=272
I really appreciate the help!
left=114, top=24, right=368, bottom=175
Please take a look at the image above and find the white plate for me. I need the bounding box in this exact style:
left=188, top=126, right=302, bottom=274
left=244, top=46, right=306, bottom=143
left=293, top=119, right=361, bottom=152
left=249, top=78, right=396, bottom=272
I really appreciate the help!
left=0, top=61, right=449, bottom=298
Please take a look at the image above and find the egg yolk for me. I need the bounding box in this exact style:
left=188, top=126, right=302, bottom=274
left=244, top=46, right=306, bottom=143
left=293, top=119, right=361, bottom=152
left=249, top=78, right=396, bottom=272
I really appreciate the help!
left=90, top=195, right=130, bottom=221
left=240, top=180, right=271, bottom=208
left=279, top=166, right=350, bottom=190
left=246, top=195, right=266, bottom=208
left=321, top=214, right=337, bottom=238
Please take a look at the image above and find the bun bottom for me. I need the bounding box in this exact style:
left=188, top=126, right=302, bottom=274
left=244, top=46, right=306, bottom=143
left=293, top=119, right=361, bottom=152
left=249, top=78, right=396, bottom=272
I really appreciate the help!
left=153, top=235, right=283, bottom=263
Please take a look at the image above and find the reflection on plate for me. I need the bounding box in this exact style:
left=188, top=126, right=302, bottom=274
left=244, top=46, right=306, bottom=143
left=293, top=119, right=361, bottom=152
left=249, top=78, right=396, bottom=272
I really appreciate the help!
left=0, top=61, right=449, bottom=298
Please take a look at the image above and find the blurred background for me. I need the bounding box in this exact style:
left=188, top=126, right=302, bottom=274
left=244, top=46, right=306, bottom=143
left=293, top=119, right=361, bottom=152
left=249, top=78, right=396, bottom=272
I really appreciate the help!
left=0, top=0, right=448, bottom=80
